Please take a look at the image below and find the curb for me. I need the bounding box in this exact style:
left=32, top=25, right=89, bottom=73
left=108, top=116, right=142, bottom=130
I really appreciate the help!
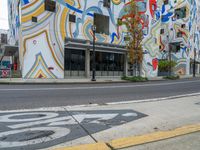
left=53, top=123, right=200, bottom=150
left=54, top=142, right=110, bottom=150
left=0, top=77, right=199, bottom=85
left=0, top=80, right=129, bottom=85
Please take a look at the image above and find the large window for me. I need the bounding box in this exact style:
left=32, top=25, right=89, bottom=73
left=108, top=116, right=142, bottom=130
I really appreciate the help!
left=94, top=13, right=109, bottom=35
left=91, top=52, right=124, bottom=71
left=65, top=49, right=85, bottom=71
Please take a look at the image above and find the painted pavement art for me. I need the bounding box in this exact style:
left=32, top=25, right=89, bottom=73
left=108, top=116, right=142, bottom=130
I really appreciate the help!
left=0, top=109, right=147, bottom=150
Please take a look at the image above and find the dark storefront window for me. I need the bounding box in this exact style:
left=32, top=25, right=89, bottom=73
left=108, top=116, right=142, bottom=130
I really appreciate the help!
left=65, top=49, right=85, bottom=71
left=91, top=51, right=124, bottom=72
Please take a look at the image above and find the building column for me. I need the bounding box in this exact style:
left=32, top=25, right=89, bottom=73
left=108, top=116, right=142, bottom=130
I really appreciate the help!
left=186, top=57, right=190, bottom=75
left=124, top=53, right=128, bottom=76
left=85, top=49, right=90, bottom=78
left=197, top=64, right=200, bottom=74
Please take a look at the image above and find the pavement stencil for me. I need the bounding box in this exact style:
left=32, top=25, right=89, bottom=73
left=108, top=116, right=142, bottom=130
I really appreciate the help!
left=0, top=109, right=147, bottom=150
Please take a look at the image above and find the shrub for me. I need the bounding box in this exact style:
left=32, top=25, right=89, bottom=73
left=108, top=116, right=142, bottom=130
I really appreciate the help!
left=163, top=75, right=180, bottom=80
left=158, top=60, right=177, bottom=72
left=121, top=76, right=148, bottom=82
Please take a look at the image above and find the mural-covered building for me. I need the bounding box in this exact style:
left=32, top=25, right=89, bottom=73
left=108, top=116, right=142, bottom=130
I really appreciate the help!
left=7, top=0, right=200, bottom=79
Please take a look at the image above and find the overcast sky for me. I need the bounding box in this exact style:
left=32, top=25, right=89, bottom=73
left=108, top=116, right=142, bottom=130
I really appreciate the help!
left=0, top=0, right=8, bottom=30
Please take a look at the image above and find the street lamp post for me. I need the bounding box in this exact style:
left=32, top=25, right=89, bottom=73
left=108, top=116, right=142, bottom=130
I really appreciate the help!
left=91, top=25, right=96, bottom=81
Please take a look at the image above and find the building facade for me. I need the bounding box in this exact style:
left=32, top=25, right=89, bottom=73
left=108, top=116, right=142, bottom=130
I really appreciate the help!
left=7, top=0, right=200, bottom=79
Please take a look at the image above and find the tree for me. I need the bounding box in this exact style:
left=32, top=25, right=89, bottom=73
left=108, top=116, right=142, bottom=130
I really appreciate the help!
left=118, top=0, right=144, bottom=76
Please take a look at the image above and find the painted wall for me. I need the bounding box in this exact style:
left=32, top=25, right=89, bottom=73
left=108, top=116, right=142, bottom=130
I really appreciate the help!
left=7, top=0, right=20, bottom=46
left=158, top=0, right=200, bottom=75
left=19, top=0, right=130, bottom=79
left=8, top=0, right=200, bottom=78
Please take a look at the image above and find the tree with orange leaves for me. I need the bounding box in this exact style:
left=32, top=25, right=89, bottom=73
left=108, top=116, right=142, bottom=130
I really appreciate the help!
left=118, top=0, right=144, bottom=76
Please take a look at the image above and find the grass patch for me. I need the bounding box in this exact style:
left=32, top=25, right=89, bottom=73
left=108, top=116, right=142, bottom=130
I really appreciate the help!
left=163, top=75, right=180, bottom=80
left=121, top=76, right=148, bottom=82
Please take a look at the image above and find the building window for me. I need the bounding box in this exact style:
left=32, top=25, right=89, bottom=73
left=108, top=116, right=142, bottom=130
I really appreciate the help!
left=0, top=34, right=7, bottom=44
left=45, top=0, right=56, bottom=12
left=181, top=24, right=186, bottom=28
left=90, top=51, right=124, bottom=72
left=177, top=31, right=182, bottom=37
left=69, top=14, right=76, bottom=23
left=32, top=16, right=37, bottom=23
left=103, top=0, right=111, bottom=8
left=175, top=7, right=186, bottom=19
left=160, top=29, right=165, bottom=34
left=64, top=49, right=85, bottom=71
left=94, top=13, right=110, bottom=35
left=164, top=0, right=168, bottom=5
left=169, top=42, right=181, bottom=53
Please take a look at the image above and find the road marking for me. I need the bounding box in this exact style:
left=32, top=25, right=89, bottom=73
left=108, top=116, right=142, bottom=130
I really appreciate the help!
left=0, top=112, right=58, bottom=122
left=0, top=110, right=144, bottom=149
left=0, top=127, right=70, bottom=148
left=0, top=80, right=199, bottom=91
left=1, top=92, right=200, bottom=113
left=54, top=123, right=200, bottom=150
left=106, top=92, right=200, bottom=105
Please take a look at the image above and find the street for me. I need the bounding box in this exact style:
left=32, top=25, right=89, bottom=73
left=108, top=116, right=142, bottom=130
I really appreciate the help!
left=0, top=78, right=200, bottom=110
left=0, top=78, right=200, bottom=150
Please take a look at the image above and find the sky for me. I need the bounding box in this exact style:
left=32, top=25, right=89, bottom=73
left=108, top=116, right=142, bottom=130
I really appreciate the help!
left=0, top=0, right=8, bottom=30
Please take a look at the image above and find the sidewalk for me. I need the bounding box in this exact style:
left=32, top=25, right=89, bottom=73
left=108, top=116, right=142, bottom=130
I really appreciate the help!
left=46, top=95, right=200, bottom=150
left=0, top=75, right=199, bottom=84
left=122, top=132, right=200, bottom=150
left=0, top=77, right=128, bottom=84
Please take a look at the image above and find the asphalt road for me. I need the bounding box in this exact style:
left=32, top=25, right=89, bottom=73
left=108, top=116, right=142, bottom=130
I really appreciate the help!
left=0, top=78, right=200, bottom=110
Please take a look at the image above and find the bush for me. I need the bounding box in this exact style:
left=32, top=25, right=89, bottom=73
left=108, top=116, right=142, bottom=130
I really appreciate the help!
left=121, top=76, right=148, bottom=82
left=158, top=60, right=177, bottom=72
left=163, top=75, right=180, bottom=80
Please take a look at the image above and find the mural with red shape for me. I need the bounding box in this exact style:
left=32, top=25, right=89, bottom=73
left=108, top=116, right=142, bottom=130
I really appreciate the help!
left=149, top=0, right=157, bottom=17
left=152, top=58, right=158, bottom=70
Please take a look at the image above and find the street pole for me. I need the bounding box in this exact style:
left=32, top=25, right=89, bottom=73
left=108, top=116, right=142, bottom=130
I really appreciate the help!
left=193, top=49, right=196, bottom=77
left=91, top=25, right=96, bottom=81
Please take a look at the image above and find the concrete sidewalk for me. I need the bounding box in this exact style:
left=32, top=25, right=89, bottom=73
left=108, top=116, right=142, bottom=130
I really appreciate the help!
left=123, top=132, right=200, bottom=150
left=47, top=95, right=200, bottom=150
left=0, top=77, right=128, bottom=84
left=0, top=75, right=199, bottom=84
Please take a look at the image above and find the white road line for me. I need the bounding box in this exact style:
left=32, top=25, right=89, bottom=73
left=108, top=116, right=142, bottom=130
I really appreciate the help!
left=106, top=92, right=200, bottom=105
left=0, top=92, right=200, bottom=113
left=0, top=80, right=199, bottom=91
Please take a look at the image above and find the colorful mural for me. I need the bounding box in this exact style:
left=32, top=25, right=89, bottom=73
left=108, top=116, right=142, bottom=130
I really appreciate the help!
left=8, top=0, right=200, bottom=78
left=7, top=0, right=20, bottom=46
